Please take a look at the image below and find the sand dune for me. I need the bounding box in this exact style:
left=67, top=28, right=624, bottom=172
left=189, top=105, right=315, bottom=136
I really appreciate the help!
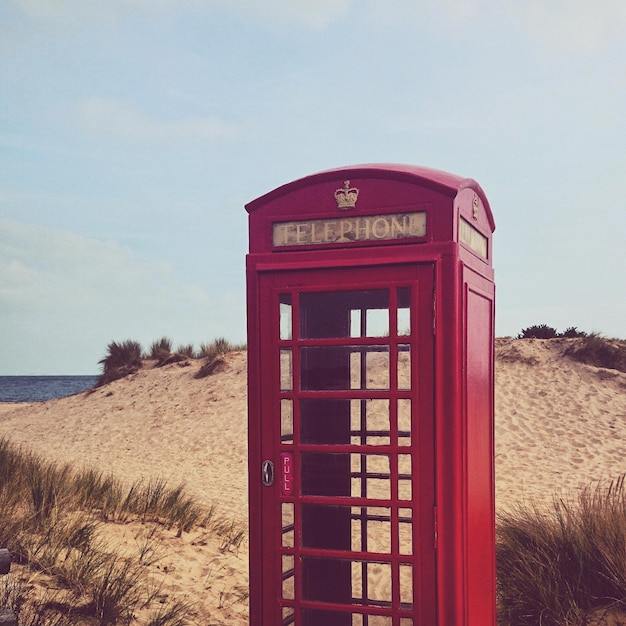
left=495, top=338, right=626, bottom=510
left=1, top=338, right=625, bottom=623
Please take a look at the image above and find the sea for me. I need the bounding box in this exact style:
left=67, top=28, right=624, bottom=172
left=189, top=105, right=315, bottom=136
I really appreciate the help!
left=0, top=376, right=99, bottom=403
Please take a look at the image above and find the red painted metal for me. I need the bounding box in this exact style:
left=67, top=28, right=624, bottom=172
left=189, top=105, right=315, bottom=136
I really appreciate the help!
left=246, top=164, right=495, bottom=625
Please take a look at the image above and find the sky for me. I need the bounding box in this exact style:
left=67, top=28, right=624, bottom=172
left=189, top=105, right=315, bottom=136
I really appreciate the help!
left=1, top=0, right=624, bottom=374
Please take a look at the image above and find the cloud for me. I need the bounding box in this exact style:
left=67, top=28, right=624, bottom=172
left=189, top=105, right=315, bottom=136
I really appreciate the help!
left=76, top=98, right=237, bottom=144
left=0, top=219, right=244, bottom=373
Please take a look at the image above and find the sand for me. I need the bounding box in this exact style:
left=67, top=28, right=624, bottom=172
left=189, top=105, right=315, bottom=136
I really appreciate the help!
left=1, top=339, right=625, bottom=623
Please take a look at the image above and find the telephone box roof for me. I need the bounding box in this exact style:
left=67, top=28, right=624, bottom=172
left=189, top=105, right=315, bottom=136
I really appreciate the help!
left=246, top=163, right=494, bottom=232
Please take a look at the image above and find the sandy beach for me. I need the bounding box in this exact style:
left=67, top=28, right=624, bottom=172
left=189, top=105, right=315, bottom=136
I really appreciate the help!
left=1, top=338, right=625, bottom=623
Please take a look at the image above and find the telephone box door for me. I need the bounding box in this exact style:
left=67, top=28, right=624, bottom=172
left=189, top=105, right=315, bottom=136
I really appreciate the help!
left=256, top=263, right=436, bottom=625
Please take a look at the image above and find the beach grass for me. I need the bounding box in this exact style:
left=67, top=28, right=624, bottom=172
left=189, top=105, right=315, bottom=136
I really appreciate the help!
left=497, top=475, right=626, bottom=625
left=95, top=337, right=247, bottom=388
left=0, top=437, right=245, bottom=625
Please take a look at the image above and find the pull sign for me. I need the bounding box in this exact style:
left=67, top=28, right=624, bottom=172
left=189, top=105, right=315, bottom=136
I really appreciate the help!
left=281, top=452, right=294, bottom=496
left=261, top=460, right=274, bottom=486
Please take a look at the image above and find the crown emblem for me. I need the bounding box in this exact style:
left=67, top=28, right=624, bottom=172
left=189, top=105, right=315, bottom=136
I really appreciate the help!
left=334, top=180, right=359, bottom=210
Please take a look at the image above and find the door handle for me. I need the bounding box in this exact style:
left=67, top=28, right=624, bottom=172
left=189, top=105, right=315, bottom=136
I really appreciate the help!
left=261, top=460, right=274, bottom=486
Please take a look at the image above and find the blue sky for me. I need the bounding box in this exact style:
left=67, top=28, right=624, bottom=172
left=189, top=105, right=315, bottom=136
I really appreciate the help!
left=1, top=0, right=624, bottom=374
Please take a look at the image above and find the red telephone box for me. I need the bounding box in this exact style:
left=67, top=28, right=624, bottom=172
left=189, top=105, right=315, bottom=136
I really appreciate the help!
left=246, top=164, right=496, bottom=625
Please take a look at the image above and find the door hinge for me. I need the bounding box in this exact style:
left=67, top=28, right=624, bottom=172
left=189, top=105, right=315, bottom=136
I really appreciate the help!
left=433, top=506, right=439, bottom=550
left=432, top=288, right=437, bottom=335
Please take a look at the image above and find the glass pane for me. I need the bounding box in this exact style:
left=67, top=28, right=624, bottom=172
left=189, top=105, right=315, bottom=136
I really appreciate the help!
left=280, top=349, right=293, bottom=391
left=282, top=503, right=294, bottom=548
left=300, top=346, right=389, bottom=391
left=298, top=399, right=391, bottom=446
left=282, top=607, right=295, bottom=624
left=350, top=399, right=390, bottom=446
left=351, top=506, right=391, bottom=553
left=400, top=619, right=414, bottom=626
left=300, top=346, right=351, bottom=390
left=351, top=454, right=391, bottom=500
left=397, top=345, right=411, bottom=390
left=350, top=351, right=361, bottom=389
left=302, top=503, right=352, bottom=551
left=301, top=399, right=351, bottom=445
left=398, top=454, right=412, bottom=501
left=365, top=308, right=389, bottom=337
left=302, top=608, right=352, bottom=626
left=365, top=348, right=389, bottom=390
left=350, top=308, right=360, bottom=338
left=282, top=555, right=295, bottom=600
left=399, top=508, right=413, bottom=555
left=351, top=560, right=392, bottom=605
left=399, top=564, right=413, bottom=607
left=302, top=557, right=393, bottom=607
left=281, top=399, right=293, bottom=443
left=300, top=290, right=389, bottom=339
left=301, top=453, right=390, bottom=500
left=398, top=399, right=411, bottom=447
left=397, top=288, right=411, bottom=336
left=280, top=294, right=292, bottom=340
left=302, top=557, right=352, bottom=605
left=301, top=452, right=351, bottom=497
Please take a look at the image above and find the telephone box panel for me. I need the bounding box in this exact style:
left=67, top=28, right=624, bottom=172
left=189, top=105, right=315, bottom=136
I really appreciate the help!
left=246, top=164, right=496, bottom=625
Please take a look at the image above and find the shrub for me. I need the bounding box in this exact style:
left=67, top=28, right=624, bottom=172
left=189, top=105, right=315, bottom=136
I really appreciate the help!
left=148, top=337, right=173, bottom=360
left=561, top=326, right=587, bottom=338
left=176, top=344, right=195, bottom=358
left=98, top=341, right=142, bottom=372
left=198, top=338, right=245, bottom=359
left=517, top=324, right=559, bottom=339
left=565, top=333, right=626, bottom=373
left=96, top=340, right=143, bottom=387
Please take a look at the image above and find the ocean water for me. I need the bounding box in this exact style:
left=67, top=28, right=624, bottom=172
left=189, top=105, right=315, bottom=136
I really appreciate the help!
left=0, top=376, right=99, bottom=403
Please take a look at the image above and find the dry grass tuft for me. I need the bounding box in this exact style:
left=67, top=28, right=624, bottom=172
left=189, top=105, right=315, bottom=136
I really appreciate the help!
left=0, top=437, right=244, bottom=625
left=498, top=475, right=626, bottom=626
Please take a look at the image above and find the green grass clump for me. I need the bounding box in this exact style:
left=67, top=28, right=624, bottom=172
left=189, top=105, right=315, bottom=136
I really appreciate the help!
left=96, top=341, right=143, bottom=388
left=94, top=337, right=247, bottom=388
left=0, top=438, right=244, bottom=625
left=197, top=338, right=245, bottom=359
left=517, top=325, right=589, bottom=339
left=497, top=475, right=626, bottom=626
left=148, top=337, right=172, bottom=361
left=517, top=324, right=560, bottom=339
left=175, top=344, right=195, bottom=358
left=564, top=333, right=626, bottom=373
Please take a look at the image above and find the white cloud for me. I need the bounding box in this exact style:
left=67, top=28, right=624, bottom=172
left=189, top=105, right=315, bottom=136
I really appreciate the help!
left=76, top=98, right=237, bottom=144
left=0, top=219, right=244, bottom=373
